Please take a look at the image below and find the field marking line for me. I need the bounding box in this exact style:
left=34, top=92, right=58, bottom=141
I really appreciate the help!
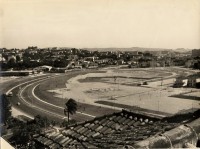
left=32, top=83, right=96, bottom=118
left=6, top=76, right=49, bottom=94
left=19, top=79, right=67, bottom=119
left=6, top=74, right=64, bottom=94
left=6, top=75, right=67, bottom=119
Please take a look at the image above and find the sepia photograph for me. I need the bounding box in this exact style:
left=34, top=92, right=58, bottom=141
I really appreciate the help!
left=0, top=0, right=200, bottom=148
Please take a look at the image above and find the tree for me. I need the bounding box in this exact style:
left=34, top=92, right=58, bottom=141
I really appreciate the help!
left=9, top=115, right=51, bottom=147
left=193, top=61, right=200, bottom=69
left=11, top=122, right=41, bottom=147
left=33, top=115, right=50, bottom=128
left=64, top=98, right=77, bottom=122
left=16, top=55, right=21, bottom=62
left=7, top=58, right=16, bottom=68
left=1, top=94, right=12, bottom=124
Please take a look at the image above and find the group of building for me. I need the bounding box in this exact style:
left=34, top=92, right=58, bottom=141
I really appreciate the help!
left=1, top=47, right=199, bottom=71
left=174, top=73, right=200, bottom=88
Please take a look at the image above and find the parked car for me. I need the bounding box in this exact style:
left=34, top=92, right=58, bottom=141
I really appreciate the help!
left=143, top=82, right=148, bottom=85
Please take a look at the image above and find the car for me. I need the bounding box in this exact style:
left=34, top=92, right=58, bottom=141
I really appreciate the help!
left=17, top=102, right=20, bottom=106
left=6, top=92, right=13, bottom=97
left=143, top=82, right=148, bottom=85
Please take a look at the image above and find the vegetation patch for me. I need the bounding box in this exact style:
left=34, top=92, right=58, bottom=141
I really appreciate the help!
left=170, top=94, right=200, bottom=101
left=95, top=100, right=171, bottom=117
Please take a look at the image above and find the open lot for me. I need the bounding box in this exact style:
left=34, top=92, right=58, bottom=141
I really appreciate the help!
left=38, top=67, right=199, bottom=116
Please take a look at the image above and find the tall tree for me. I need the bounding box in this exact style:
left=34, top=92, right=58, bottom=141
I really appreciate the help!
left=64, top=98, right=77, bottom=122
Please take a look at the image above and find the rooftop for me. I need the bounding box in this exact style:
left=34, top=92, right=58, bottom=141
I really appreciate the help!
left=34, top=109, right=184, bottom=149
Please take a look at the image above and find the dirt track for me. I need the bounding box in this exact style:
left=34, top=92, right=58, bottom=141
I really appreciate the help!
left=36, top=67, right=200, bottom=116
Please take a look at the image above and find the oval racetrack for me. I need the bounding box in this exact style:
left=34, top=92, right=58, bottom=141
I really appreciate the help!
left=4, top=72, right=118, bottom=123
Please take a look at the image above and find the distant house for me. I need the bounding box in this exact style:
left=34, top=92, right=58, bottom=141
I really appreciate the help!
left=132, top=54, right=143, bottom=61
left=174, top=73, right=200, bottom=88
left=196, top=78, right=200, bottom=88
left=0, top=54, right=6, bottom=62
left=34, top=65, right=52, bottom=72
left=7, top=55, right=16, bottom=62
left=51, top=67, right=68, bottom=73
left=68, top=55, right=78, bottom=60
left=77, top=60, right=89, bottom=68
left=95, top=58, right=112, bottom=64
left=88, top=62, right=98, bottom=68
left=187, top=73, right=200, bottom=88
left=117, top=59, right=125, bottom=65
left=150, top=61, right=158, bottom=67
left=174, top=76, right=188, bottom=87
left=74, top=65, right=82, bottom=69
left=128, top=61, right=138, bottom=68
left=84, top=56, right=98, bottom=62
left=187, top=76, right=196, bottom=87
left=139, top=61, right=150, bottom=68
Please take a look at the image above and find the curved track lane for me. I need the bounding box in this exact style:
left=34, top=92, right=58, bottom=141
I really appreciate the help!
left=5, top=73, right=96, bottom=122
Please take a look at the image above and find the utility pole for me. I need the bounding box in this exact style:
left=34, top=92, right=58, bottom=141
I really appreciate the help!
left=158, top=98, right=160, bottom=112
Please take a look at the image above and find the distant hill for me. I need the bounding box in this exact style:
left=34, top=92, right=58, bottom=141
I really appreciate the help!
left=43, top=46, right=192, bottom=53
left=173, top=48, right=192, bottom=53
left=83, top=47, right=192, bottom=53
left=83, top=47, right=172, bottom=52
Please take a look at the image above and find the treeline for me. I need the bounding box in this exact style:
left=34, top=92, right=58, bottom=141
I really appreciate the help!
left=4, top=114, right=77, bottom=148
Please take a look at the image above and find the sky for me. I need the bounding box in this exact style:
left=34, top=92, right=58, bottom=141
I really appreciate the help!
left=0, top=0, right=200, bottom=49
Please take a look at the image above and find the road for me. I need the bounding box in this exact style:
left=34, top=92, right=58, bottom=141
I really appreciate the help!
left=4, top=75, right=63, bottom=122
left=3, top=73, right=97, bottom=123
left=3, top=68, right=176, bottom=123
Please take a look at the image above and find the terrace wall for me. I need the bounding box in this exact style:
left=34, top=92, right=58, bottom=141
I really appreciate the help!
left=134, top=118, right=200, bottom=148
left=0, top=71, right=33, bottom=76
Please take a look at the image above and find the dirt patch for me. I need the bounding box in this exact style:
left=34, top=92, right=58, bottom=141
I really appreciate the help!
left=35, top=68, right=200, bottom=117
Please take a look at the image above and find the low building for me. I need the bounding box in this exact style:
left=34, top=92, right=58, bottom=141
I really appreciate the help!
left=88, top=62, right=98, bottom=68
left=174, top=73, right=200, bottom=88
left=50, top=67, right=67, bottom=73
left=84, top=56, right=98, bottom=62
left=187, top=73, right=200, bottom=88
left=34, top=65, right=52, bottom=72
left=174, top=76, right=188, bottom=87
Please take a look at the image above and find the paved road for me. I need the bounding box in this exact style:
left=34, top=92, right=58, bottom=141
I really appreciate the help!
left=3, top=75, right=62, bottom=122
left=2, top=69, right=174, bottom=124
left=23, top=77, right=95, bottom=122
left=2, top=73, right=97, bottom=123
